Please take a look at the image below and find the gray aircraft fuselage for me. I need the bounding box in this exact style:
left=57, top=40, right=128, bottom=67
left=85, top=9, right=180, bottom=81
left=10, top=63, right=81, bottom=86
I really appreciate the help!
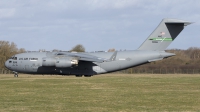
left=4, top=18, right=192, bottom=77
left=5, top=50, right=174, bottom=76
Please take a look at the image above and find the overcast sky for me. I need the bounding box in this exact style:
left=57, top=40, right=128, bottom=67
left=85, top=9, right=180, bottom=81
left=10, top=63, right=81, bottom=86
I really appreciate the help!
left=0, top=0, right=200, bottom=51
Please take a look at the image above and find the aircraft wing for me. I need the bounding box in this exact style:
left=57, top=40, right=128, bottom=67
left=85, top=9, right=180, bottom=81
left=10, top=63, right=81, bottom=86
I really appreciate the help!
left=78, top=57, right=105, bottom=63
left=56, top=51, right=117, bottom=63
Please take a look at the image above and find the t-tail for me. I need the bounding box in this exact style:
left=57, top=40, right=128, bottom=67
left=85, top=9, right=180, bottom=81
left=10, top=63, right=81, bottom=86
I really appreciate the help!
left=138, top=18, right=192, bottom=51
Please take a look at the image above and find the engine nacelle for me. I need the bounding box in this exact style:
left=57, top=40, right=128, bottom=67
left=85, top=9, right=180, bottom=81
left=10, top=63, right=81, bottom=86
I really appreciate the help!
left=42, top=57, right=56, bottom=66
left=55, top=58, right=78, bottom=68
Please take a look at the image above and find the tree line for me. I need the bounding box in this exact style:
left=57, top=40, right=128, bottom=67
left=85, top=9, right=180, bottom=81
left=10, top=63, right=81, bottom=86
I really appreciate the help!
left=0, top=42, right=85, bottom=74
left=121, top=47, right=200, bottom=74
left=0, top=41, right=85, bottom=65
left=0, top=41, right=25, bottom=68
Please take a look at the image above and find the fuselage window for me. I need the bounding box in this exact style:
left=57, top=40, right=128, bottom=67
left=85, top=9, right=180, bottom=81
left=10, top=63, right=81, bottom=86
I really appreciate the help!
left=9, top=61, right=12, bottom=63
left=13, top=57, right=17, bottom=60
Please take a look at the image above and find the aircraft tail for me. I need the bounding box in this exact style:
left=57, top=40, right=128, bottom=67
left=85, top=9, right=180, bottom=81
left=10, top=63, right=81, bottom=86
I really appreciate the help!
left=138, top=18, right=192, bottom=51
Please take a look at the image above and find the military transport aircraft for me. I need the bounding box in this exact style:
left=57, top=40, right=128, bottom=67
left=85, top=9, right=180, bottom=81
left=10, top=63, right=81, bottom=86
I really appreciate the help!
left=5, top=18, right=192, bottom=77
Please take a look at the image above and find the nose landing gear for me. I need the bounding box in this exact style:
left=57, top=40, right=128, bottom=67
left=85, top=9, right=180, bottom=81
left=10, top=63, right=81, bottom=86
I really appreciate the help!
left=13, top=71, right=18, bottom=77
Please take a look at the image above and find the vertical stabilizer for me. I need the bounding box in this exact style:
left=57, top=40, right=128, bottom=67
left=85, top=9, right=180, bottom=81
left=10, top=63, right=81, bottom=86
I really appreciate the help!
left=138, top=18, right=192, bottom=51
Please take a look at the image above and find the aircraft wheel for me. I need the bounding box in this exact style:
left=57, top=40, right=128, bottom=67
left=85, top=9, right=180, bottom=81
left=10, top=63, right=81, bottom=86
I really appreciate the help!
left=14, top=72, right=18, bottom=77
left=84, top=75, right=91, bottom=77
left=76, top=75, right=82, bottom=77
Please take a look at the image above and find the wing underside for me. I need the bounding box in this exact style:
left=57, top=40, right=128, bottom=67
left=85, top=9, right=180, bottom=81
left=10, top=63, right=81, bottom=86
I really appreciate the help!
left=56, top=51, right=117, bottom=63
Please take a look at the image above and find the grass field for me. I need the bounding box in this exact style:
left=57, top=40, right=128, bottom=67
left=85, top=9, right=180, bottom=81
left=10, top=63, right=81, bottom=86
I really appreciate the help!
left=0, top=74, right=200, bottom=112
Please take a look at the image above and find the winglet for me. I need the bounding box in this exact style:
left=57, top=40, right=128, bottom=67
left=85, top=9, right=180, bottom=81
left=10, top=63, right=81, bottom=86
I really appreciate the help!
left=110, top=51, right=117, bottom=61
left=105, top=51, right=117, bottom=62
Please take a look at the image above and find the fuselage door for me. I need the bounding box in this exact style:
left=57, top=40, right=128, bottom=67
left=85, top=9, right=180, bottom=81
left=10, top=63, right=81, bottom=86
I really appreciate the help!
left=25, top=65, right=29, bottom=70
left=31, top=63, right=38, bottom=72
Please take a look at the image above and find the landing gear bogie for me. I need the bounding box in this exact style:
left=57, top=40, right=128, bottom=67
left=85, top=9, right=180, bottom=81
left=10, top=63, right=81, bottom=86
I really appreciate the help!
left=75, top=75, right=82, bottom=77
left=84, top=75, right=92, bottom=77
left=13, top=72, right=18, bottom=77
left=75, top=75, right=92, bottom=77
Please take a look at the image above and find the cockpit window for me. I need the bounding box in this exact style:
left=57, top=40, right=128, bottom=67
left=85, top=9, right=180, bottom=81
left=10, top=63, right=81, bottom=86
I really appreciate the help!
left=9, top=56, right=17, bottom=60
left=9, top=61, right=12, bottom=63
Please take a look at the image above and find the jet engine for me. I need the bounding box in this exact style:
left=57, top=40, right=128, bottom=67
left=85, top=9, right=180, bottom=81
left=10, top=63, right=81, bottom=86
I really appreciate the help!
left=55, top=58, right=78, bottom=68
left=42, top=57, right=56, bottom=66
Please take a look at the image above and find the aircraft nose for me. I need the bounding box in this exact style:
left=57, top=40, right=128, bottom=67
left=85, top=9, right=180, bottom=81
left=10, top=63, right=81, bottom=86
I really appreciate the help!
left=5, top=60, right=9, bottom=68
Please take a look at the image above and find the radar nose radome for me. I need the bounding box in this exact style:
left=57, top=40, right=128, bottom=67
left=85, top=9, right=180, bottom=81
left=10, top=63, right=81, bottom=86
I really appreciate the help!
left=5, top=60, right=9, bottom=68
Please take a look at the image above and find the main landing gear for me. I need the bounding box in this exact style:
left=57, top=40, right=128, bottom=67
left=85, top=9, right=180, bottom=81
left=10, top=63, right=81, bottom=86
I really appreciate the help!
left=84, top=75, right=92, bottom=77
left=75, top=75, right=92, bottom=77
left=75, top=75, right=82, bottom=77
